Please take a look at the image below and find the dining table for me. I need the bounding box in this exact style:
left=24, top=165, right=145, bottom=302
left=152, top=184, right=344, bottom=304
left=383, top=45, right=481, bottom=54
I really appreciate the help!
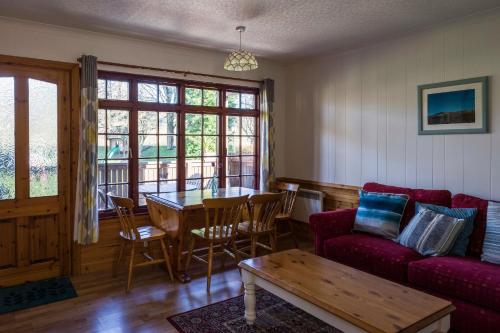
left=146, top=187, right=262, bottom=282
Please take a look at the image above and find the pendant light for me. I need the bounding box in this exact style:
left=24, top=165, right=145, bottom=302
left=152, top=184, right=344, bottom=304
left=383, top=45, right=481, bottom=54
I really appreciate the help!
left=224, top=26, right=258, bottom=71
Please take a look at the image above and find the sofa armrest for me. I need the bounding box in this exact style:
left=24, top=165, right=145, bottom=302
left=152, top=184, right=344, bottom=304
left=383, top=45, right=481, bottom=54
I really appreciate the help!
left=309, top=208, right=357, bottom=256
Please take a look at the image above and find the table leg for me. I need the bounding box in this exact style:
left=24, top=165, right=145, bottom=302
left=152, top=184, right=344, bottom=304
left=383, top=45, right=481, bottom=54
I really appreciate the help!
left=241, top=270, right=256, bottom=325
left=437, top=315, right=450, bottom=333
left=173, top=211, right=191, bottom=283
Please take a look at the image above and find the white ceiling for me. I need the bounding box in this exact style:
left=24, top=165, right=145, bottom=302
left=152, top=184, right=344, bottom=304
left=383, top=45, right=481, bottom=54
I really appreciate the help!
left=0, top=0, right=499, bottom=60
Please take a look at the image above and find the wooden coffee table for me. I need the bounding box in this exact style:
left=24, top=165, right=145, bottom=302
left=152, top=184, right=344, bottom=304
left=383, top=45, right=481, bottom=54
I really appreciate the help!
left=238, top=249, right=455, bottom=333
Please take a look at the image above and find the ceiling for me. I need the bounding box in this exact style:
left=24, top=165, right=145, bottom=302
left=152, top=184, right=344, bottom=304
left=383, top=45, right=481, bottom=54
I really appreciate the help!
left=0, top=0, right=499, bottom=60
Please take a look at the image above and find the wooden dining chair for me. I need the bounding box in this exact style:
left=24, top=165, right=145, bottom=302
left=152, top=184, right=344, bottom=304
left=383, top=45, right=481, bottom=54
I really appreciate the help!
left=236, top=193, right=285, bottom=258
left=272, top=182, right=300, bottom=248
left=184, top=195, right=249, bottom=292
left=109, top=195, right=174, bottom=292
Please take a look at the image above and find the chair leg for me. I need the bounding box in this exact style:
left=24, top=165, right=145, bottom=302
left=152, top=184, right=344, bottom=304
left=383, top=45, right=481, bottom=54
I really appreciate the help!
left=114, top=240, right=125, bottom=277
left=160, top=238, right=174, bottom=282
left=220, top=242, right=227, bottom=271
left=126, top=242, right=136, bottom=293
left=270, top=233, right=277, bottom=253
left=250, top=236, right=257, bottom=258
left=184, top=237, right=196, bottom=271
left=206, top=242, right=214, bottom=293
left=288, top=219, right=299, bottom=248
left=232, top=239, right=241, bottom=264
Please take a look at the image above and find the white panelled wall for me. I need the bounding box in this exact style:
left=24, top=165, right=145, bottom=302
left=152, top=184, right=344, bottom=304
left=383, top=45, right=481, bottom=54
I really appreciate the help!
left=285, top=9, right=500, bottom=201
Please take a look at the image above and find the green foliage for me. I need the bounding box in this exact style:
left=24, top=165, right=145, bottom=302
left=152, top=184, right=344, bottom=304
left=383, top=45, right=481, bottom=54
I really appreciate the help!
left=0, top=172, right=15, bottom=199
left=226, top=92, right=240, bottom=108
left=185, top=88, right=202, bottom=105
left=184, top=114, right=219, bottom=156
left=30, top=172, right=58, bottom=197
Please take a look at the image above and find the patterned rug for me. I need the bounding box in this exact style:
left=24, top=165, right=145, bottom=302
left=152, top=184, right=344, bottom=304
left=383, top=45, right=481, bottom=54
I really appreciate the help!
left=0, top=277, right=77, bottom=314
left=167, top=289, right=342, bottom=333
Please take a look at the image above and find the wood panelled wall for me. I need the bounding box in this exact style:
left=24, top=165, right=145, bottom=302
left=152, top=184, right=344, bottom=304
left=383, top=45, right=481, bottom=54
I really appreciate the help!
left=284, top=10, right=500, bottom=201
left=276, top=177, right=360, bottom=211
left=74, top=215, right=164, bottom=274
left=75, top=179, right=359, bottom=275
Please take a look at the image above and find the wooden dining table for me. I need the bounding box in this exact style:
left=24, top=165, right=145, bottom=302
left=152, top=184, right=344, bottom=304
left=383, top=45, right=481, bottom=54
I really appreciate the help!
left=146, top=187, right=262, bottom=282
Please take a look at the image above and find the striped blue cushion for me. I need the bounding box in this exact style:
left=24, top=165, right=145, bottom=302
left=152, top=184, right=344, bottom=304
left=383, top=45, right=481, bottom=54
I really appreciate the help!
left=481, top=201, right=500, bottom=264
left=416, top=202, right=477, bottom=256
left=397, top=208, right=465, bottom=256
left=353, top=190, right=409, bottom=239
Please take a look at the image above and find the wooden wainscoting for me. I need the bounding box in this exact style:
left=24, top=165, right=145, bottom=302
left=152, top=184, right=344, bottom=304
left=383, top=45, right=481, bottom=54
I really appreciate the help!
left=276, top=177, right=360, bottom=211
left=75, top=179, right=360, bottom=275
left=74, top=214, right=164, bottom=275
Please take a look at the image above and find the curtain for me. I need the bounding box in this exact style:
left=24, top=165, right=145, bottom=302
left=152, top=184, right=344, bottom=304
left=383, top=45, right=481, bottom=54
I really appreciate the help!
left=74, top=55, right=99, bottom=244
left=259, top=78, right=275, bottom=191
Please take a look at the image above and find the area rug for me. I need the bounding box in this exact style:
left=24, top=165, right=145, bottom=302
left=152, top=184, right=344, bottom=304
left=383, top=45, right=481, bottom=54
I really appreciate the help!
left=167, top=289, right=342, bottom=333
left=0, top=277, right=77, bottom=314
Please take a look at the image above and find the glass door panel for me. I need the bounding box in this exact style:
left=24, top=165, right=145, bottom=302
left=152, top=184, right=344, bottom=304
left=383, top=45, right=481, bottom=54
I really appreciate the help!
left=0, top=77, right=15, bottom=200
left=28, top=78, right=58, bottom=197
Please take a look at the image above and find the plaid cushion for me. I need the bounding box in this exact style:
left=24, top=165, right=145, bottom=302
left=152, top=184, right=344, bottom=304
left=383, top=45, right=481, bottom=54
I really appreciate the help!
left=353, top=190, right=409, bottom=239
left=397, top=208, right=465, bottom=256
left=481, top=201, right=500, bottom=264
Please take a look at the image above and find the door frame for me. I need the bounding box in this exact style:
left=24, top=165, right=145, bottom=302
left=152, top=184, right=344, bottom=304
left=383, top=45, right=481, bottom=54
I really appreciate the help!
left=0, top=54, right=80, bottom=281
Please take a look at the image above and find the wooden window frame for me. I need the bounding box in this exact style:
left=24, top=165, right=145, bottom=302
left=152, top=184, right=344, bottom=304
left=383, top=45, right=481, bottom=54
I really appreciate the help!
left=98, top=71, right=260, bottom=219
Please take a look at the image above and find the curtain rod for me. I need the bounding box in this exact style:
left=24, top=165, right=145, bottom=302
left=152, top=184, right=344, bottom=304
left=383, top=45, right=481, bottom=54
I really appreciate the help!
left=77, top=58, right=264, bottom=84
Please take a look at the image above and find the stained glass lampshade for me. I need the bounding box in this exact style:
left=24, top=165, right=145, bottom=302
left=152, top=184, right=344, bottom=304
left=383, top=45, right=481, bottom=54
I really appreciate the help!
left=224, top=26, right=258, bottom=72
left=224, top=50, right=259, bottom=71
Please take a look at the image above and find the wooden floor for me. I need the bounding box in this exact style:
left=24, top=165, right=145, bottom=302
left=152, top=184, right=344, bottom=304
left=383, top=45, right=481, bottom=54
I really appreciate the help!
left=0, top=265, right=243, bottom=333
left=0, top=236, right=312, bottom=333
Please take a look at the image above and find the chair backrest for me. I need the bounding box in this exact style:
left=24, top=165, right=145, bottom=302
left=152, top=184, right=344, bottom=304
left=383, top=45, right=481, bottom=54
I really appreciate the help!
left=272, top=182, right=300, bottom=216
left=247, top=193, right=285, bottom=233
left=109, top=195, right=140, bottom=240
left=202, top=195, right=249, bottom=239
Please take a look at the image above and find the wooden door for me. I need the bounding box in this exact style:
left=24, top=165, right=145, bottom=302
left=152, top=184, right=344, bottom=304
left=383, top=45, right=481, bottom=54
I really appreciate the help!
left=0, top=61, right=72, bottom=286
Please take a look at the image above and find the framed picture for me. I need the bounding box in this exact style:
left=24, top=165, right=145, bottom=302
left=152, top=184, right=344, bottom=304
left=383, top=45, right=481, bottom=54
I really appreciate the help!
left=418, top=76, right=489, bottom=135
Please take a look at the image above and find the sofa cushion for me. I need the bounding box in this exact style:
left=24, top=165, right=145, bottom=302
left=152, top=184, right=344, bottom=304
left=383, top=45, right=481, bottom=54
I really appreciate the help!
left=416, top=202, right=477, bottom=256
left=452, top=193, right=489, bottom=257
left=353, top=190, right=409, bottom=239
left=397, top=208, right=465, bottom=256
left=363, top=183, right=414, bottom=228
left=414, top=288, right=500, bottom=333
left=323, top=234, right=423, bottom=282
left=363, top=183, right=451, bottom=230
left=482, top=201, right=500, bottom=264
left=408, top=256, right=500, bottom=312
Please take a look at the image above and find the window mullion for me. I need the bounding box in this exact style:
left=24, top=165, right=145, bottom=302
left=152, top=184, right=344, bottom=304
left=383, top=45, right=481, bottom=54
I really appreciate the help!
left=129, top=78, right=139, bottom=206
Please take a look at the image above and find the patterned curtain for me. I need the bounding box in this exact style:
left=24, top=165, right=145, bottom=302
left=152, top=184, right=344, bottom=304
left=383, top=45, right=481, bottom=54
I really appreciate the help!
left=259, top=79, right=275, bottom=191
left=74, top=55, right=99, bottom=244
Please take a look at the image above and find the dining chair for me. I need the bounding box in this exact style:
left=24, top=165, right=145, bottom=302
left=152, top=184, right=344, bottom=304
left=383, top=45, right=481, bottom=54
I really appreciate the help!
left=109, top=195, right=174, bottom=292
left=184, top=195, right=249, bottom=292
left=236, top=193, right=285, bottom=258
left=272, top=182, right=300, bottom=248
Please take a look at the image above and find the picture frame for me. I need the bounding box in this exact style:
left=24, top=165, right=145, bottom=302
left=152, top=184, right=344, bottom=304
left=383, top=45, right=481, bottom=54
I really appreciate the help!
left=418, top=76, right=489, bottom=135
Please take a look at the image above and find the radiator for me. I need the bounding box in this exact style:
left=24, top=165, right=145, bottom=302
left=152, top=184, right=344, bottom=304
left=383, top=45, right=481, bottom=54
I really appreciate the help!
left=291, top=188, right=325, bottom=223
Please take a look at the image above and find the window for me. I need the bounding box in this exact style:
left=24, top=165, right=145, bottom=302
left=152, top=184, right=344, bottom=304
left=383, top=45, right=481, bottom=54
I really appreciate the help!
left=97, top=71, right=259, bottom=214
left=185, top=113, right=219, bottom=190
left=98, top=78, right=129, bottom=100
left=98, top=109, right=130, bottom=209
left=226, top=116, right=257, bottom=188
left=138, top=110, right=178, bottom=205
left=225, top=91, right=256, bottom=109
left=0, top=77, right=15, bottom=200
left=185, top=87, right=219, bottom=107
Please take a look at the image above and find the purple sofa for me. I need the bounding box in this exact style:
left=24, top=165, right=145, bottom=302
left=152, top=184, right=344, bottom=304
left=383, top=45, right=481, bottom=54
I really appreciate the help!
left=310, top=183, right=500, bottom=333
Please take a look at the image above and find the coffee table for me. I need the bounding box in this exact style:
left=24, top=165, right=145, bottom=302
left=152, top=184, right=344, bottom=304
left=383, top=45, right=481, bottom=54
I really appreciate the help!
left=238, top=249, right=455, bottom=333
